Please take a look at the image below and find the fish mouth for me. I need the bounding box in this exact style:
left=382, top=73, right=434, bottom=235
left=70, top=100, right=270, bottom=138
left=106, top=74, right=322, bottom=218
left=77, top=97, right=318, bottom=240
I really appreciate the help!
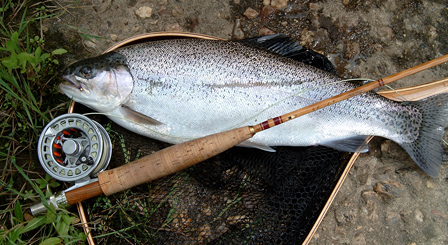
left=60, top=75, right=83, bottom=92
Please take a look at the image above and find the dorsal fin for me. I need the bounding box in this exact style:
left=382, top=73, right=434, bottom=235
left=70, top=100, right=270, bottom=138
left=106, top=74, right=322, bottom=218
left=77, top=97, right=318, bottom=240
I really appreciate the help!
left=239, top=34, right=337, bottom=75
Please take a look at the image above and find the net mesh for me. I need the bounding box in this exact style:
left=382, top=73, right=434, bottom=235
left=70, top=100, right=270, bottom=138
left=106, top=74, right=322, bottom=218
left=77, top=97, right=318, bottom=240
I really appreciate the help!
left=78, top=106, right=352, bottom=244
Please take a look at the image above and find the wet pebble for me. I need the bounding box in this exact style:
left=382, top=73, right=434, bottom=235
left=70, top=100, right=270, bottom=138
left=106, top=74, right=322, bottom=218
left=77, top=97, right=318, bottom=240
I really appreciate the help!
left=377, top=26, right=394, bottom=42
left=415, top=209, right=424, bottom=222
left=232, top=19, right=245, bottom=39
left=135, top=6, right=153, bottom=19
left=335, top=206, right=357, bottom=225
left=374, top=181, right=402, bottom=199
left=110, top=34, right=118, bottom=41
left=311, top=28, right=330, bottom=50
left=172, top=6, right=183, bottom=17
left=380, top=140, right=391, bottom=154
left=309, top=2, right=323, bottom=11
left=158, top=6, right=170, bottom=15
left=83, top=40, right=96, bottom=49
left=259, top=27, right=276, bottom=36
left=372, top=43, right=383, bottom=53
left=260, top=5, right=276, bottom=22
left=345, top=41, right=360, bottom=60
left=426, top=180, right=435, bottom=189
left=271, top=0, right=288, bottom=10
left=243, top=7, right=259, bottom=19
left=165, top=23, right=183, bottom=32
left=428, top=25, right=437, bottom=40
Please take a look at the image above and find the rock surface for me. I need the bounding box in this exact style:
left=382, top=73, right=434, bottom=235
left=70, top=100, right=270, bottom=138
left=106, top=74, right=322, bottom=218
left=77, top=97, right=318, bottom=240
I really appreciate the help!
left=43, top=0, right=448, bottom=244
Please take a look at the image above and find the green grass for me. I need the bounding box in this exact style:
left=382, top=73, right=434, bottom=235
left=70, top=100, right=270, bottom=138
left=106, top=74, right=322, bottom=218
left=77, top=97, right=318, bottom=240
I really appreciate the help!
left=0, top=0, right=86, bottom=244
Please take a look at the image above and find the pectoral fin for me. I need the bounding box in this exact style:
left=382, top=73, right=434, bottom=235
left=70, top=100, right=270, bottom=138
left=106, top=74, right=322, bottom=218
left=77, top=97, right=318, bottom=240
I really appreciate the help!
left=119, top=105, right=162, bottom=125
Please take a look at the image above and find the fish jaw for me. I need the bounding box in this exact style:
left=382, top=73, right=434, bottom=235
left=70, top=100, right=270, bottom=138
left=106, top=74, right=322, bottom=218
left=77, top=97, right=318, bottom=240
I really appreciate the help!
left=59, top=66, right=134, bottom=113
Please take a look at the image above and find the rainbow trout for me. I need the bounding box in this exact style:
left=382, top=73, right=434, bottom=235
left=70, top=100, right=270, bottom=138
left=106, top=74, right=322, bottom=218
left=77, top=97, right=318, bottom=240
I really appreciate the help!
left=60, top=35, right=448, bottom=177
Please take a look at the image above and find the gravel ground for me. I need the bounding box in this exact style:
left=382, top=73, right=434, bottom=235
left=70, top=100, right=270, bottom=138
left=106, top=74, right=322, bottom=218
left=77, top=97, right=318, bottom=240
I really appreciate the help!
left=44, top=0, right=448, bottom=244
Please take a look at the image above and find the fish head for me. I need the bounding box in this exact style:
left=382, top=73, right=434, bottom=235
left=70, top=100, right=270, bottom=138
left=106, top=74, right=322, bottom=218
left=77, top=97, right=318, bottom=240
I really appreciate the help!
left=59, top=52, right=133, bottom=112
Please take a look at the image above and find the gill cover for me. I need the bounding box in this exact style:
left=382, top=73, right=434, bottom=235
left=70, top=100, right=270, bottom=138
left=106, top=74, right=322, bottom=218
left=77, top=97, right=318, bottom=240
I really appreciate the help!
left=60, top=52, right=134, bottom=112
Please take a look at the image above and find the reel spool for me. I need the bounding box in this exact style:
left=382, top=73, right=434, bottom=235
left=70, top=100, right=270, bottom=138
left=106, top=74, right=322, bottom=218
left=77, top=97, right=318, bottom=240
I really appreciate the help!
left=37, top=114, right=112, bottom=182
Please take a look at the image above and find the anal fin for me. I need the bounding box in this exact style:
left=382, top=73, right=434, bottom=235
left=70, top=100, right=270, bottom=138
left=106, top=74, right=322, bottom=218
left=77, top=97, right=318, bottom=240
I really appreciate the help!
left=238, top=141, right=276, bottom=152
left=320, top=135, right=370, bottom=153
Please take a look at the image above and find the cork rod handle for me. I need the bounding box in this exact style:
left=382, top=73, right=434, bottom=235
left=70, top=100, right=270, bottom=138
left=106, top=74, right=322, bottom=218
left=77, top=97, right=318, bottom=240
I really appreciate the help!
left=97, top=126, right=254, bottom=196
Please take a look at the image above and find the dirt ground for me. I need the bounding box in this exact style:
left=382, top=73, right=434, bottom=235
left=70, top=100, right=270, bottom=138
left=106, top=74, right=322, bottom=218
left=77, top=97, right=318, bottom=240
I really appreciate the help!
left=43, top=0, right=448, bottom=244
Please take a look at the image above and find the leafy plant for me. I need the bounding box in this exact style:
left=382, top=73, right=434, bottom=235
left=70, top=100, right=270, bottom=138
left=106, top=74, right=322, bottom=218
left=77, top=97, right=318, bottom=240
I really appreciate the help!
left=0, top=158, right=86, bottom=244
left=0, top=0, right=86, bottom=244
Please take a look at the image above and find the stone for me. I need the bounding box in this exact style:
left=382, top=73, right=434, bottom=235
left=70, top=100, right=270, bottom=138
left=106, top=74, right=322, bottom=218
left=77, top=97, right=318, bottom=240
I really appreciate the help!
left=83, top=40, right=96, bottom=49
left=243, top=7, right=259, bottom=19
left=271, top=0, right=288, bottom=10
left=426, top=180, right=435, bottom=189
left=309, top=2, right=323, bottom=11
left=344, top=41, right=360, bottom=60
left=135, top=6, right=153, bottom=19
left=260, top=5, right=276, bottom=22
left=415, top=209, right=424, bottom=222
left=374, top=181, right=402, bottom=199
left=172, top=6, right=183, bottom=17
left=232, top=19, right=245, bottom=39
left=165, top=23, right=183, bottom=32
left=158, top=6, right=170, bottom=15
left=259, top=27, right=276, bottom=36
left=110, top=34, right=118, bottom=41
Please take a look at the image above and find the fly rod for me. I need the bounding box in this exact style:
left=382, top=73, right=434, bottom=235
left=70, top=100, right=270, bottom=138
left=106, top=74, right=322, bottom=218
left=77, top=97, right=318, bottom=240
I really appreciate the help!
left=31, top=54, right=448, bottom=215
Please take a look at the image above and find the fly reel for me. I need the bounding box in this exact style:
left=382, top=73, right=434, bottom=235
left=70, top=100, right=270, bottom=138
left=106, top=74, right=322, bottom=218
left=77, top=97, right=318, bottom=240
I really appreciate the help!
left=37, top=114, right=112, bottom=183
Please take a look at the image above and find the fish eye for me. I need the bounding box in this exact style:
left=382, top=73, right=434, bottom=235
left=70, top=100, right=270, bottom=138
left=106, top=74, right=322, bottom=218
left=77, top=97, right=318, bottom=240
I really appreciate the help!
left=80, top=66, right=92, bottom=78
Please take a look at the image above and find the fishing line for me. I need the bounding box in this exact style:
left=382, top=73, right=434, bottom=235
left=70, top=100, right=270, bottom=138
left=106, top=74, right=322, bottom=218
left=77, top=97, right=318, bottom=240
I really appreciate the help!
left=81, top=112, right=197, bottom=141
left=383, top=84, right=409, bottom=101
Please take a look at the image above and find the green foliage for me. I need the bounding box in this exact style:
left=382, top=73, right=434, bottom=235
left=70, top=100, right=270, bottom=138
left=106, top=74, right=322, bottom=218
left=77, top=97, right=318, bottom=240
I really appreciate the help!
left=0, top=0, right=68, bottom=157
left=0, top=158, right=87, bottom=244
left=1, top=31, right=67, bottom=73
left=0, top=0, right=86, bottom=244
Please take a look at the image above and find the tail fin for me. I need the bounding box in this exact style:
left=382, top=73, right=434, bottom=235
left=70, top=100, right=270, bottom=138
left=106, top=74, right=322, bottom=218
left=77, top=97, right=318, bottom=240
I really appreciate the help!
left=399, top=93, right=448, bottom=177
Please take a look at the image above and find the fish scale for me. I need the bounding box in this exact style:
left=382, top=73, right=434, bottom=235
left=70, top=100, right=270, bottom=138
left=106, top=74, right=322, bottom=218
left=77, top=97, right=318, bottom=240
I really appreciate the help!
left=60, top=35, right=448, bottom=177
left=115, top=39, right=414, bottom=143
